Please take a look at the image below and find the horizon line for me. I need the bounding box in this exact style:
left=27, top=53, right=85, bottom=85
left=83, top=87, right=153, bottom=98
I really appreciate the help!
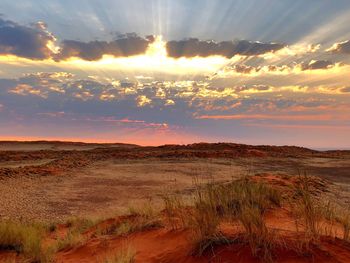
left=1, top=138, right=350, bottom=151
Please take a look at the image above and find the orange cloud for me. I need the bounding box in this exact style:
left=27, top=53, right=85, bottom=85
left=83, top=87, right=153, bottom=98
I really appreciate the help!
left=9, top=84, right=48, bottom=98
left=195, top=114, right=341, bottom=121
left=243, top=123, right=350, bottom=130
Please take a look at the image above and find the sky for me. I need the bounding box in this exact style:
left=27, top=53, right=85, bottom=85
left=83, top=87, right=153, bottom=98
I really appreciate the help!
left=0, top=0, right=350, bottom=148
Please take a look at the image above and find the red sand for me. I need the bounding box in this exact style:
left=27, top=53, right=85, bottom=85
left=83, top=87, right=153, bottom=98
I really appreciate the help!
left=55, top=227, right=350, bottom=263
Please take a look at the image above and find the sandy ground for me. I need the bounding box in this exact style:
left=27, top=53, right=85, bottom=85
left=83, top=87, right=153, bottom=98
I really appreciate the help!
left=0, top=157, right=350, bottom=222
left=0, top=141, right=136, bottom=151
left=0, top=159, right=244, bottom=221
left=0, top=142, right=350, bottom=222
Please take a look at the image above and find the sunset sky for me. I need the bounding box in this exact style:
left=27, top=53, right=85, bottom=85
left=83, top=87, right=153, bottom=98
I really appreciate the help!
left=0, top=0, right=349, bottom=148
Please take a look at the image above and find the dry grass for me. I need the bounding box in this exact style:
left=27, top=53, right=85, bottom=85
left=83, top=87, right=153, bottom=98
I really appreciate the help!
left=340, top=213, right=350, bottom=241
left=96, top=207, right=162, bottom=238
left=320, top=201, right=350, bottom=241
left=188, top=200, right=226, bottom=256
left=2, top=173, right=350, bottom=263
left=162, top=194, right=187, bottom=230
left=127, top=201, right=158, bottom=219
left=55, top=229, right=87, bottom=252
left=65, top=217, right=98, bottom=233
left=292, top=174, right=324, bottom=241
left=52, top=217, right=102, bottom=252
left=289, top=173, right=350, bottom=255
left=115, top=218, right=162, bottom=237
left=122, top=202, right=163, bottom=235
left=185, top=176, right=282, bottom=259
left=0, top=220, right=54, bottom=262
left=239, top=206, right=278, bottom=262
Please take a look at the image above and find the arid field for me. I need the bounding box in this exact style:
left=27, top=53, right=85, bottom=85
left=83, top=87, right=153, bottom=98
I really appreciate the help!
left=1, top=141, right=350, bottom=262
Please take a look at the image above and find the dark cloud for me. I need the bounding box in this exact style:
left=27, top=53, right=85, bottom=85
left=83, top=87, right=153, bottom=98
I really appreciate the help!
left=222, top=60, right=339, bottom=75
left=0, top=18, right=54, bottom=59
left=328, top=40, right=350, bottom=54
left=340, top=87, right=350, bottom=93
left=231, top=65, right=258, bottom=74
left=0, top=18, right=292, bottom=61
left=0, top=18, right=156, bottom=61
left=235, top=85, right=271, bottom=93
left=55, top=34, right=155, bottom=61
left=301, top=60, right=335, bottom=70
left=166, top=38, right=285, bottom=58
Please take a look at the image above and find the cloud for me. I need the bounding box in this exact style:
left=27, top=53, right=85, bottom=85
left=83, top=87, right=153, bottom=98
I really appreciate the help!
left=231, top=64, right=257, bottom=74
left=221, top=64, right=291, bottom=75
left=165, top=99, right=175, bottom=106
left=9, top=84, right=48, bottom=98
left=0, top=18, right=155, bottom=61
left=166, top=38, right=285, bottom=58
left=243, top=123, right=350, bottom=130
left=3, top=72, right=347, bottom=113
left=55, top=34, right=155, bottom=61
left=300, top=60, right=336, bottom=70
left=234, top=85, right=272, bottom=93
left=6, top=72, right=71, bottom=98
left=81, top=116, right=169, bottom=130
left=217, top=59, right=342, bottom=77
left=0, top=18, right=55, bottom=59
left=327, top=40, right=350, bottom=54
left=1, top=71, right=349, bottom=148
left=340, top=87, right=350, bottom=93
left=136, top=95, right=152, bottom=107
left=195, top=114, right=335, bottom=121
left=37, top=111, right=65, bottom=118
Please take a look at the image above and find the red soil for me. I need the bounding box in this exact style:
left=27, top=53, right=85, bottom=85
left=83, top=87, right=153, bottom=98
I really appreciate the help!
left=55, top=227, right=350, bottom=263
left=53, top=175, right=350, bottom=263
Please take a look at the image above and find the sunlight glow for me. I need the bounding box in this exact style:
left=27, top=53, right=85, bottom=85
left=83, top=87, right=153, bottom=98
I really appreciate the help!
left=0, top=35, right=229, bottom=76
left=61, top=35, right=228, bottom=75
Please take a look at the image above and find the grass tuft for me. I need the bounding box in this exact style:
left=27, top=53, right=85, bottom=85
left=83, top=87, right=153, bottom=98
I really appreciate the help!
left=239, top=205, right=277, bottom=262
left=187, top=176, right=282, bottom=258
left=292, top=174, right=326, bottom=241
left=0, top=220, right=54, bottom=262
